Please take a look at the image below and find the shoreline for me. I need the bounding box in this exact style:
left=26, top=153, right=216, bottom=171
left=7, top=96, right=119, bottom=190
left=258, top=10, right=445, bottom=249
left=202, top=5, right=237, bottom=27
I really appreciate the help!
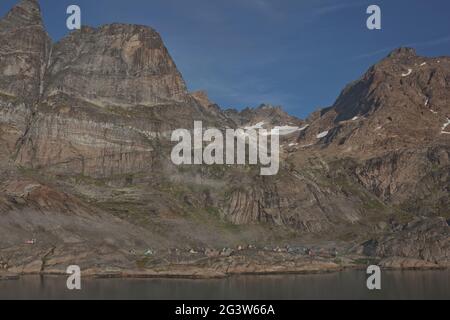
left=1, top=262, right=447, bottom=281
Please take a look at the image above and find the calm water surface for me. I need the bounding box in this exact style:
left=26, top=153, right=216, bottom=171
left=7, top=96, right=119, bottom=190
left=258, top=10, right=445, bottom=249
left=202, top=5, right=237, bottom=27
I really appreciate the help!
left=0, top=270, right=449, bottom=300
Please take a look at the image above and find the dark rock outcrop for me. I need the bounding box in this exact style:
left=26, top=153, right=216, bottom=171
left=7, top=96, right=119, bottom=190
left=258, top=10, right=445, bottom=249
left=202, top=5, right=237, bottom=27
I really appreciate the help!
left=360, top=217, right=450, bottom=266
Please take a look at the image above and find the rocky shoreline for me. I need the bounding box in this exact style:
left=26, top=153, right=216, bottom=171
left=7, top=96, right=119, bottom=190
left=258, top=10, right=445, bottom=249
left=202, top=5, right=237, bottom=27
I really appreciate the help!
left=1, top=252, right=447, bottom=281
left=2, top=217, right=448, bottom=281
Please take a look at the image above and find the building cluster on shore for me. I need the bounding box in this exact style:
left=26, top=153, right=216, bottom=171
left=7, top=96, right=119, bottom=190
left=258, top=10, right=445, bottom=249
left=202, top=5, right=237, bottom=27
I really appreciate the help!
left=136, top=245, right=339, bottom=259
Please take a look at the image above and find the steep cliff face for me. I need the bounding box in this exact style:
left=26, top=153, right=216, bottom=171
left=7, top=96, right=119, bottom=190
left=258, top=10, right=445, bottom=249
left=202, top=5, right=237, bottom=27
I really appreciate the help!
left=0, top=0, right=189, bottom=108
left=0, top=0, right=51, bottom=103
left=45, top=24, right=188, bottom=108
left=0, top=1, right=226, bottom=177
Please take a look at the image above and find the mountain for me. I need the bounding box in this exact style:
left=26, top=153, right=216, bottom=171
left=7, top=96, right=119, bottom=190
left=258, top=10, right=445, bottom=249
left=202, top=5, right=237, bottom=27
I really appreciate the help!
left=0, top=0, right=448, bottom=276
left=292, top=47, right=450, bottom=215
left=225, top=104, right=304, bottom=128
left=45, top=24, right=188, bottom=108
left=0, top=0, right=51, bottom=103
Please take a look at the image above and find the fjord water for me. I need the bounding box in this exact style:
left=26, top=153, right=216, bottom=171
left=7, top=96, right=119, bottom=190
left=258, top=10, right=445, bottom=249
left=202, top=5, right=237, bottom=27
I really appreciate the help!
left=1, top=270, right=449, bottom=300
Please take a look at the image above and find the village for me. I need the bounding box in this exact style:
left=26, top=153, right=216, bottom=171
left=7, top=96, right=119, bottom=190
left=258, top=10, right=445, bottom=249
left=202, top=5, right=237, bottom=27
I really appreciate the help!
left=137, top=244, right=340, bottom=260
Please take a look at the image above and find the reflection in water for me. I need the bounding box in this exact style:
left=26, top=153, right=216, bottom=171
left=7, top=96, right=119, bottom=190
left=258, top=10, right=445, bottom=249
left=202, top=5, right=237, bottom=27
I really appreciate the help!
left=0, top=270, right=449, bottom=300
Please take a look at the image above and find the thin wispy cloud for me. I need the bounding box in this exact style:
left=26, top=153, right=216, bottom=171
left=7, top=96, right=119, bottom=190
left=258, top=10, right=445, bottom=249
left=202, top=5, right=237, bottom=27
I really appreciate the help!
left=297, top=0, right=367, bottom=26
left=353, top=46, right=395, bottom=60
left=409, top=35, right=450, bottom=48
left=354, top=35, right=450, bottom=60
left=239, top=0, right=285, bottom=20
left=249, top=0, right=272, bottom=12
left=312, top=1, right=365, bottom=16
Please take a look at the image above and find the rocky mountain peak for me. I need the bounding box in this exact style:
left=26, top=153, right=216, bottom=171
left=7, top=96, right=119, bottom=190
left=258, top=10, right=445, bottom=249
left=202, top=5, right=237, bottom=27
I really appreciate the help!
left=0, top=0, right=188, bottom=107
left=330, top=47, right=450, bottom=121
left=387, top=47, right=417, bottom=59
left=1, top=0, right=44, bottom=28
left=224, top=103, right=303, bottom=129
left=191, top=91, right=214, bottom=108
left=301, top=47, right=450, bottom=162
left=44, top=22, right=188, bottom=107
left=375, top=47, right=420, bottom=69
left=0, top=0, right=50, bottom=102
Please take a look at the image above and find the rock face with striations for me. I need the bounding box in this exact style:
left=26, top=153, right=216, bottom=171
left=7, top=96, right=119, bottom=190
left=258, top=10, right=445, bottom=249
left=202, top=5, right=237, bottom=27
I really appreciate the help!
left=0, top=0, right=217, bottom=177
left=0, top=0, right=51, bottom=103
left=359, top=217, right=450, bottom=266
left=45, top=24, right=188, bottom=107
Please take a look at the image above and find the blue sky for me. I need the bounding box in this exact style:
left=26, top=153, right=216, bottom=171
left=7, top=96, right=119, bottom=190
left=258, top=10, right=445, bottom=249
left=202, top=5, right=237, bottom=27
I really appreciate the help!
left=1, top=0, right=450, bottom=118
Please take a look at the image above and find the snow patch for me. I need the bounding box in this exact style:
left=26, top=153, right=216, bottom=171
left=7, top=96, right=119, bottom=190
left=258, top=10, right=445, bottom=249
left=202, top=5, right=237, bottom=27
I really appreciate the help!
left=441, top=118, right=450, bottom=134
left=244, top=122, right=265, bottom=130
left=430, top=109, right=438, bottom=114
left=316, top=131, right=329, bottom=139
left=298, top=124, right=310, bottom=131
left=275, top=126, right=303, bottom=135
left=420, top=62, right=427, bottom=67
left=242, top=123, right=310, bottom=136
left=401, top=69, right=412, bottom=77
left=351, top=116, right=359, bottom=121
left=261, top=124, right=310, bottom=136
